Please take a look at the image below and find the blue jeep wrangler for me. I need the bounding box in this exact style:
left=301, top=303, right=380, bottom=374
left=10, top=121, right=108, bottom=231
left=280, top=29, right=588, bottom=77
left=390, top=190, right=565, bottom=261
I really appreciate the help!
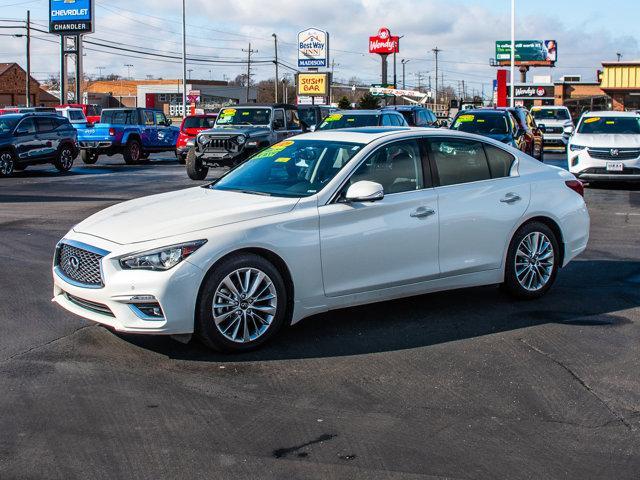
left=77, top=108, right=179, bottom=164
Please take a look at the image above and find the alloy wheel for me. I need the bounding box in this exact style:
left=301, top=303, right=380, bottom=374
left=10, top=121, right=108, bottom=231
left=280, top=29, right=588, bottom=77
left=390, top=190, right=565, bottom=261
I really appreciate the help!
left=515, top=232, right=555, bottom=291
left=0, top=152, right=14, bottom=176
left=130, top=143, right=140, bottom=162
left=60, top=149, right=74, bottom=170
left=212, top=267, right=278, bottom=343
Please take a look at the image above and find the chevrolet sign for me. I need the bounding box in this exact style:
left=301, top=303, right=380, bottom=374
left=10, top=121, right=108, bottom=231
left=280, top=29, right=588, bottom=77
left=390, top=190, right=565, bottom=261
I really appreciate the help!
left=49, top=0, right=94, bottom=34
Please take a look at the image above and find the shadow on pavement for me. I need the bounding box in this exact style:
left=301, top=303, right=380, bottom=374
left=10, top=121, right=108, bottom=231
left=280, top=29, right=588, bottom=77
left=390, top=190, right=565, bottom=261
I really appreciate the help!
left=120, top=259, right=640, bottom=362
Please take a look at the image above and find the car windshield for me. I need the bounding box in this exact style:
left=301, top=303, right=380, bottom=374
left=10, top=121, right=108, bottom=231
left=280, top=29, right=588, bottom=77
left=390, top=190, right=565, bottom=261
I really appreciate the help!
left=451, top=113, right=509, bottom=134
left=215, top=108, right=271, bottom=126
left=317, top=113, right=378, bottom=130
left=0, top=117, right=19, bottom=133
left=210, top=139, right=364, bottom=198
left=577, top=116, right=640, bottom=134
left=532, top=108, right=570, bottom=121
left=101, top=110, right=136, bottom=124
left=184, top=116, right=216, bottom=129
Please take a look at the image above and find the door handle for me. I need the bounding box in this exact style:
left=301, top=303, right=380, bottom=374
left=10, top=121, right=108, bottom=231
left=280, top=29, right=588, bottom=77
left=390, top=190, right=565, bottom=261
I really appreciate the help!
left=410, top=207, right=436, bottom=218
left=500, top=193, right=521, bottom=204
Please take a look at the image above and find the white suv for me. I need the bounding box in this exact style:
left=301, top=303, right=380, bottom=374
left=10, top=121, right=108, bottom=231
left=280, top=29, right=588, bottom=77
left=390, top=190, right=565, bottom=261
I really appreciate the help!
left=568, top=111, right=640, bottom=183
left=531, top=106, right=574, bottom=151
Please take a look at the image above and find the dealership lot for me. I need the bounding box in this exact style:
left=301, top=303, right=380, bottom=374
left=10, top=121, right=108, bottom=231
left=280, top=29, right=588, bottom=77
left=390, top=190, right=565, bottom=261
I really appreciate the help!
left=0, top=154, right=639, bottom=479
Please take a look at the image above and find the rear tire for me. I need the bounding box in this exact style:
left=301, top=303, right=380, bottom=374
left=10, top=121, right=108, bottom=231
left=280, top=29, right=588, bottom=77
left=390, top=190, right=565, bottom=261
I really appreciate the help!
left=502, top=221, right=560, bottom=300
left=123, top=139, right=142, bottom=165
left=80, top=150, right=99, bottom=165
left=196, top=253, right=288, bottom=353
left=0, top=150, right=15, bottom=177
left=53, top=145, right=75, bottom=172
left=186, top=148, right=208, bottom=180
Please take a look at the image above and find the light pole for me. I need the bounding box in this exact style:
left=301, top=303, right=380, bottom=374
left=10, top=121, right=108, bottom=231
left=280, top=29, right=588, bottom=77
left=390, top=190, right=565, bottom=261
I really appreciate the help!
left=124, top=64, right=133, bottom=80
left=272, top=33, right=279, bottom=103
left=187, top=68, right=193, bottom=79
left=401, top=59, right=410, bottom=90
left=510, top=0, right=515, bottom=107
left=25, top=10, right=30, bottom=107
left=181, top=0, right=187, bottom=118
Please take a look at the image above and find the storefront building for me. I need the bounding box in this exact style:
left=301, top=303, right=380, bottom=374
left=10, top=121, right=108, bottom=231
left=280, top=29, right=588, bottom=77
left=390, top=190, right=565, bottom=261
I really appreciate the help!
left=599, top=61, right=640, bottom=111
left=508, top=83, right=555, bottom=109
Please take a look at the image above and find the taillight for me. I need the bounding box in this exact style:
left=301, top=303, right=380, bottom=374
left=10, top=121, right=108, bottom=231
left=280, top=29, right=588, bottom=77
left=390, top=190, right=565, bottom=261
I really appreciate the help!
left=108, top=128, right=115, bottom=136
left=565, top=180, right=584, bottom=197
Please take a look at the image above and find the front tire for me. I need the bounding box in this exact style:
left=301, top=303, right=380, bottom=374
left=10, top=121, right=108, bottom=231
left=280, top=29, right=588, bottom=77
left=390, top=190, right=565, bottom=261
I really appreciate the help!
left=186, top=148, right=208, bottom=180
left=123, top=139, right=142, bottom=164
left=53, top=145, right=75, bottom=172
left=0, top=150, right=15, bottom=176
left=80, top=150, right=99, bottom=165
left=503, top=222, right=559, bottom=300
left=196, top=253, right=288, bottom=353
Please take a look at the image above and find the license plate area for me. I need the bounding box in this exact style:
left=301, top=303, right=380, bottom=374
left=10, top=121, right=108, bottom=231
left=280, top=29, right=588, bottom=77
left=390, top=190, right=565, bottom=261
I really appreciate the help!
left=606, top=162, right=624, bottom=172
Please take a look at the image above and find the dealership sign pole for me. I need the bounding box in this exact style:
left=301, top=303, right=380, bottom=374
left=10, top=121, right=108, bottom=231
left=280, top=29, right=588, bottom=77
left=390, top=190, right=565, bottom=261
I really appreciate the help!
left=49, top=0, right=94, bottom=104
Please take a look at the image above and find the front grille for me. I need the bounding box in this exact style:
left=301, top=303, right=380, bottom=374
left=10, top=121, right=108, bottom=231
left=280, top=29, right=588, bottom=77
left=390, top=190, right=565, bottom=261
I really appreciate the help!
left=544, top=126, right=564, bottom=134
left=587, top=148, right=640, bottom=160
left=200, top=136, right=236, bottom=151
left=57, top=243, right=104, bottom=287
left=66, top=293, right=114, bottom=317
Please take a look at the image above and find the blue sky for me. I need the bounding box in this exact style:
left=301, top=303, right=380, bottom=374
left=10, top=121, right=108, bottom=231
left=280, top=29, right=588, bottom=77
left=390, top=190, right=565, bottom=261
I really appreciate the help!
left=0, top=0, right=638, bottom=93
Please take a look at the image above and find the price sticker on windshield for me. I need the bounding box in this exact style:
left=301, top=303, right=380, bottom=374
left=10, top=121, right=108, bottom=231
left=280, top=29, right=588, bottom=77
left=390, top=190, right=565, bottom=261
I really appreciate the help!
left=221, top=108, right=237, bottom=116
left=275, top=157, right=291, bottom=163
left=457, top=114, right=475, bottom=122
left=584, top=117, right=600, bottom=124
left=325, top=114, right=343, bottom=122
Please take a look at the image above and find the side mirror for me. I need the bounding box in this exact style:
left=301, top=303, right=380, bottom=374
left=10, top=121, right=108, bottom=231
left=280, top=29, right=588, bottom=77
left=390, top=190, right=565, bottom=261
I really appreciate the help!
left=309, top=125, right=316, bottom=132
left=344, top=181, right=384, bottom=203
left=165, top=119, right=173, bottom=126
left=563, top=126, right=574, bottom=135
left=538, top=125, right=546, bottom=133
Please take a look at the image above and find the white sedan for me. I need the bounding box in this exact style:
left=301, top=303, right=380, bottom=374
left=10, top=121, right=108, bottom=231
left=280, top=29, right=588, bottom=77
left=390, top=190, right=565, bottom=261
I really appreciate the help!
left=53, top=128, right=590, bottom=352
left=569, top=111, right=640, bottom=182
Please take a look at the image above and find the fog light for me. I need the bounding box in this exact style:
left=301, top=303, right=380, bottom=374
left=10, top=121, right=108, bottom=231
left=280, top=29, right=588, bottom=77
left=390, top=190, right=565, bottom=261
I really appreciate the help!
left=130, top=303, right=164, bottom=319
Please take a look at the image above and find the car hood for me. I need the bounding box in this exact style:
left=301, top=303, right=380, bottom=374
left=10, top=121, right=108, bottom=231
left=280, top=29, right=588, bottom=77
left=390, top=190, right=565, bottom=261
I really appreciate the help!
left=74, top=187, right=300, bottom=245
left=571, top=134, right=640, bottom=148
left=202, top=126, right=271, bottom=138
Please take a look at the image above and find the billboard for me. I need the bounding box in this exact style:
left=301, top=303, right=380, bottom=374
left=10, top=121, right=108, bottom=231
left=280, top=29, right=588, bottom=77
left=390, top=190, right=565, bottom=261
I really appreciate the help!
left=297, top=73, right=329, bottom=96
left=49, top=0, right=94, bottom=34
left=495, top=40, right=557, bottom=66
left=298, top=28, right=329, bottom=68
left=369, top=27, right=399, bottom=55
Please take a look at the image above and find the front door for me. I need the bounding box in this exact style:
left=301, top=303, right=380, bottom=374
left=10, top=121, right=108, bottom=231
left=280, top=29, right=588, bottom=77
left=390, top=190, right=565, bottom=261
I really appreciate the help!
left=273, top=109, right=288, bottom=142
left=34, top=117, right=58, bottom=157
left=427, top=137, right=530, bottom=276
left=14, top=118, right=39, bottom=160
left=319, top=138, right=439, bottom=297
left=140, top=110, right=158, bottom=148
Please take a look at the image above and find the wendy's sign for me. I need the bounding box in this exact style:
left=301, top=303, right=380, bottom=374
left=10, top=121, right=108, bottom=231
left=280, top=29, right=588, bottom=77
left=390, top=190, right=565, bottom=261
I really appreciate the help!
left=369, top=27, right=399, bottom=55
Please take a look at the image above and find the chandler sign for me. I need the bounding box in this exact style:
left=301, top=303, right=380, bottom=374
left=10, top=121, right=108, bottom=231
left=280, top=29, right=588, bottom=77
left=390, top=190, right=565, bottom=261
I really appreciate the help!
left=369, top=27, right=399, bottom=55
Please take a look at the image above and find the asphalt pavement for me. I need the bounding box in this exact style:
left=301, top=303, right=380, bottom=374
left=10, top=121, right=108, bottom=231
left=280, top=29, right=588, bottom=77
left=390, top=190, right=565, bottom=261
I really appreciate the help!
left=0, top=152, right=639, bottom=479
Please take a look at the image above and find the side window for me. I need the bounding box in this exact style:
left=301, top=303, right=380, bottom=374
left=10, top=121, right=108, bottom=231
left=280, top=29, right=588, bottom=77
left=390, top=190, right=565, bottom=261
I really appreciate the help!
left=143, top=111, right=155, bottom=126
left=381, top=115, right=393, bottom=126
left=419, top=111, right=430, bottom=126
left=484, top=144, right=516, bottom=179
left=17, top=118, right=36, bottom=134
left=273, top=109, right=285, bottom=130
left=393, top=114, right=405, bottom=126
left=286, top=109, right=301, bottom=130
left=429, top=139, right=491, bottom=186
left=348, top=139, right=424, bottom=194
left=154, top=111, right=167, bottom=126
left=36, top=118, right=55, bottom=133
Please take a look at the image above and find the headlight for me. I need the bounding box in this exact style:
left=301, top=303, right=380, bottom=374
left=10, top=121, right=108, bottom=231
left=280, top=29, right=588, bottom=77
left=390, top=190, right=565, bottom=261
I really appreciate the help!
left=570, top=144, right=586, bottom=152
left=119, top=240, right=206, bottom=271
left=186, top=139, right=195, bottom=147
left=236, top=135, right=246, bottom=145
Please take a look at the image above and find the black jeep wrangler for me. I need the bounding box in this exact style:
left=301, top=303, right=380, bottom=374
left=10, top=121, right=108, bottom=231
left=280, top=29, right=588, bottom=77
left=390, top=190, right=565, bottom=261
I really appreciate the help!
left=186, top=104, right=304, bottom=180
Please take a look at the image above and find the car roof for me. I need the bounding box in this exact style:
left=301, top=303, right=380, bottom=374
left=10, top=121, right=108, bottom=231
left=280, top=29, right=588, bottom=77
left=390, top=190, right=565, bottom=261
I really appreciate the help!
left=459, top=109, right=508, bottom=115
left=332, top=110, right=392, bottom=115
left=234, top=103, right=298, bottom=110
left=533, top=106, right=568, bottom=110
left=294, top=126, right=477, bottom=143
left=582, top=111, right=639, bottom=118
left=384, top=105, right=429, bottom=111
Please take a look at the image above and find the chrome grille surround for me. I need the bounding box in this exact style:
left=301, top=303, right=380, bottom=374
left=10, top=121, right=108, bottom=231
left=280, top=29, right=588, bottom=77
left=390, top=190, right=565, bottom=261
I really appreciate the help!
left=54, top=240, right=110, bottom=289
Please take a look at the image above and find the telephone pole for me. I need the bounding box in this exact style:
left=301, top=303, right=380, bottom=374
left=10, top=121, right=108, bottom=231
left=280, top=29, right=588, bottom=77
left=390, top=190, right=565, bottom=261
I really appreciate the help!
left=243, top=43, right=257, bottom=102
left=272, top=34, right=279, bottom=102
left=25, top=10, right=31, bottom=107
left=181, top=0, right=187, bottom=117
left=432, top=46, right=441, bottom=105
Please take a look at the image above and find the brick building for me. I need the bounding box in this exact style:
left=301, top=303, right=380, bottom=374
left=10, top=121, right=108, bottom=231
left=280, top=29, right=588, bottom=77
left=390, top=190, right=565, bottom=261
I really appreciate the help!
left=0, top=62, right=57, bottom=107
left=599, top=61, right=640, bottom=111
left=553, top=79, right=609, bottom=118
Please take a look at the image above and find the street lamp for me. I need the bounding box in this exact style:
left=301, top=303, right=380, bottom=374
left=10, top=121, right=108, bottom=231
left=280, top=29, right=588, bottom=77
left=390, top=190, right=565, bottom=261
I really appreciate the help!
left=401, top=59, right=410, bottom=89
left=510, top=0, right=515, bottom=107
left=124, top=64, right=133, bottom=80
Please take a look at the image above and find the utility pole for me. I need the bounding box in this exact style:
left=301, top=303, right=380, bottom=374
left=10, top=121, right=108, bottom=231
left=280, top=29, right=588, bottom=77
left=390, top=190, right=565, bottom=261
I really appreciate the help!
left=401, top=59, right=410, bottom=89
left=181, top=0, right=187, bottom=118
left=124, top=64, right=133, bottom=80
left=330, top=60, right=339, bottom=105
left=432, top=46, right=441, bottom=106
left=243, top=43, right=257, bottom=103
left=510, top=0, right=515, bottom=107
left=187, top=68, right=193, bottom=79
left=462, top=80, right=466, bottom=102
left=25, top=10, right=30, bottom=107
left=272, top=34, right=279, bottom=103
left=96, top=66, right=105, bottom=79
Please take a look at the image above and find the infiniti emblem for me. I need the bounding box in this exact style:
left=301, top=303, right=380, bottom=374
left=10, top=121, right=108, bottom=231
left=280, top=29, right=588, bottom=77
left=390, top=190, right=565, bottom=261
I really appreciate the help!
left=68, top=255, right=80, bottom=271
left=610, top=149, right=619, bottom=157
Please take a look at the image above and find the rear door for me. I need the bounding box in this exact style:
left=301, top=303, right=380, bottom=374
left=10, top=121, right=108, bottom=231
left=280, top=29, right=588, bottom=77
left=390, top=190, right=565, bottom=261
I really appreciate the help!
left=273, top=108, right=288, bottom=142
left=34, top=117, right=58, bottom=157
left=140, top=110, right=158, bottom=147
left=285, top=109, right=303, bottom=137
left=427, top=137, right=530, bottom=276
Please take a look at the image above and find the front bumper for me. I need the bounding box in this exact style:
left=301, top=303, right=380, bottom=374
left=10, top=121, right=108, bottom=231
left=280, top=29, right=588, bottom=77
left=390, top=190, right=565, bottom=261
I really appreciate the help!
left=542, top=133, right=568, bottom=148
left=52, top=235, right=203, bottom=335
left=569, top=150, right=640, bottom=182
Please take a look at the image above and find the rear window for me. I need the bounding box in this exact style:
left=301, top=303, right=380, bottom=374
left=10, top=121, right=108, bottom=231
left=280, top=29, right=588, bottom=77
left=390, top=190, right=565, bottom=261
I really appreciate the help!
left=184, top=116, right=216, bottom=129
left=101, top=110, right=137, bottom=125
left=451, top=113, right=509, bottom=134
left=531, top=108, right=570, bottom=121
left=317, top=113, right=378, bottom=130
left=68, top=110, right=85, bottom=121
left=577, top=116, right=640, bottom=134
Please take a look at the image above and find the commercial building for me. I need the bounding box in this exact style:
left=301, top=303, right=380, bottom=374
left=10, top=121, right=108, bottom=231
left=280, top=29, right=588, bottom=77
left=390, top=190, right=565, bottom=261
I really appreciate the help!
left=0, top=62, right=59, bottom=107
left=85, top=79, right=257, bottom=117
left=599, top=61, right=640, bottom=111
